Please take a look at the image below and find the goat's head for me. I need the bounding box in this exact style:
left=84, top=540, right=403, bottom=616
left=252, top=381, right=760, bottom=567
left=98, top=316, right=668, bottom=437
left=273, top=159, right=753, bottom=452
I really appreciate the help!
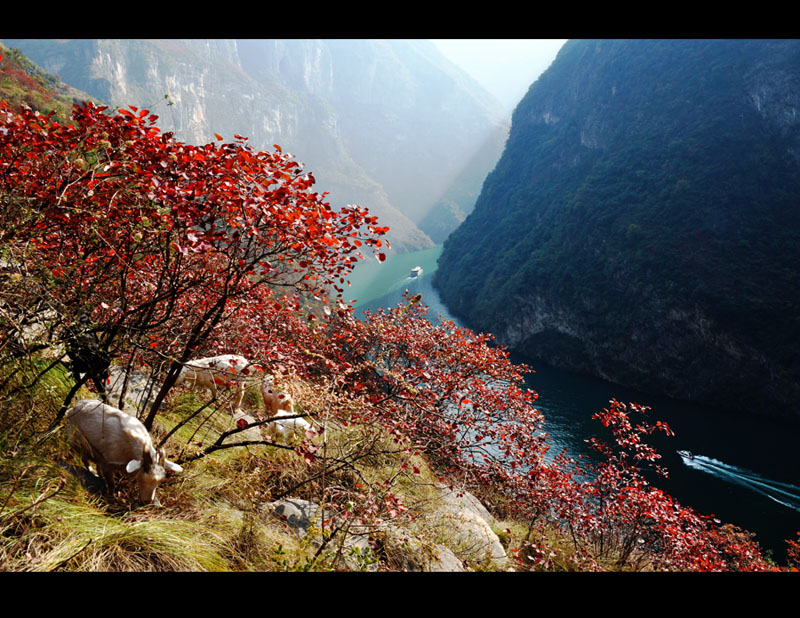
left=126, top=445, right=183, bottom=506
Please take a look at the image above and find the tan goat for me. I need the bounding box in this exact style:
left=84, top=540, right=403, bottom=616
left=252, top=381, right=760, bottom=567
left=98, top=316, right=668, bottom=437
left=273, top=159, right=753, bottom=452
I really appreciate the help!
left=65, top=399, right=183, bottom=505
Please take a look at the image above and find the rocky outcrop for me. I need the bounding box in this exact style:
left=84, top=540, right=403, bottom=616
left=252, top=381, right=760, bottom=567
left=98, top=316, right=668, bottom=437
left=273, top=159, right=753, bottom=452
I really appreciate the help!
left=107, top=365, right=162, bottom=416
left=263, top=485, right=509, bottom=572
left=494, top=291, right=792, bottom=415
left=262, top=498, right=379, bottom=571
left=428, top=485, right=507, bottom=566
left=742, top=39, right=800, bottom=164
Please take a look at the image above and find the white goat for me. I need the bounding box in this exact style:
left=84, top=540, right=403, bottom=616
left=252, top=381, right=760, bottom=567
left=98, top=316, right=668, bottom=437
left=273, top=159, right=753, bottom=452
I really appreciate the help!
left=174, top=354, right=255, bottom=409
left=260, top=374, right=295, bottom=415
left=260, top=375, right=311, bottom=443
left=265, top=408, right=312, bottom=444
left=64, top=399, right=183, bottom=505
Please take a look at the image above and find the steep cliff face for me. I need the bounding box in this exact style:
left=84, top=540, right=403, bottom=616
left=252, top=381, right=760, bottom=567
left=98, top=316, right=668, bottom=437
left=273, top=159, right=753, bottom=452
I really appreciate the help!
left=435, top=39, right=800, bottom=419
left=2, top=38, right=507, bottom=253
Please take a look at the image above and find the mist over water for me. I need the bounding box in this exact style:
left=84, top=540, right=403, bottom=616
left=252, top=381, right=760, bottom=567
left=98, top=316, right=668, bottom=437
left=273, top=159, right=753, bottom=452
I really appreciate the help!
left=347, top=246, right=800, bottom=563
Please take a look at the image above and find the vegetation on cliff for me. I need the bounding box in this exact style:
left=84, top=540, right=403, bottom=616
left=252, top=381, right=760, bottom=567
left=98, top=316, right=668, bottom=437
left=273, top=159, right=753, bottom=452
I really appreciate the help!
left=0, top=43, right=93, bottom=120
left=435, top=39, right=800, bottom=418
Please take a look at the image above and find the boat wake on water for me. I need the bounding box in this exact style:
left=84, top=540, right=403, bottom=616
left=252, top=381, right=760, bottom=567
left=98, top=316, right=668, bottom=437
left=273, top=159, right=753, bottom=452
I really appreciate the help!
left=381, top=273, right=423, bottom=296
left=678, top=451, right=800, bottom=512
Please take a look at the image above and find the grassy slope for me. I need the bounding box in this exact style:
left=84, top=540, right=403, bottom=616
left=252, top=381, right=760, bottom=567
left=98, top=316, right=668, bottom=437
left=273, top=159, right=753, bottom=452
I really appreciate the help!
left=0, top=350, right=674, bottom=572
left=0, top=43, right=95, bottom=119
left=0, top=366, right=521, bottom=572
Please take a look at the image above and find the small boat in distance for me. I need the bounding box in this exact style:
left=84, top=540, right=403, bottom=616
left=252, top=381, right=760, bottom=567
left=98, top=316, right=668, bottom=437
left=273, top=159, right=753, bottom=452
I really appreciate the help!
left=677, top=450, right=694, bottom=460
left=410, top=266, right=423, bottom=278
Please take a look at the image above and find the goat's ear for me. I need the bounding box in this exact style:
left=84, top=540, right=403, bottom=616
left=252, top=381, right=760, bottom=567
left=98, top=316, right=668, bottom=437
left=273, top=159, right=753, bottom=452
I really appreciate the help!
left=165, top=460, right=184, bottom=474
left=156, top=446, right=183, bottom=474
left=126, top=459, right=142, bottom=473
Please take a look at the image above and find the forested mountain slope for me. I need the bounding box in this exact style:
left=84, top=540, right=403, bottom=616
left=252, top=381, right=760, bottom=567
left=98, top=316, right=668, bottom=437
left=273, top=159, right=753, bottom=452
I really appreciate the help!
left=435, top=39, right=800, bottom=419
left=2, top=38, right=508, bottom=253
left=0, top=43, right=93, bottom=118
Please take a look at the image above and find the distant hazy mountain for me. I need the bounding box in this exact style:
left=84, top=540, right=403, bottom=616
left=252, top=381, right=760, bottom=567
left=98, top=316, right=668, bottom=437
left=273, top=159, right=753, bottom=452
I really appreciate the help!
left=435, top=39, right=800, bottom=419
left=2, top=38, right=508, bottom=253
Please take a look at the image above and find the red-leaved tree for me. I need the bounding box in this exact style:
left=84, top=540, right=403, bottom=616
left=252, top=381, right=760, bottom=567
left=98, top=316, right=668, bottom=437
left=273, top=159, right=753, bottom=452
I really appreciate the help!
left=0, top=100, right=387, bottom=428
left=318, top=293, right=550, bottom=509
left=509, top=399, right=776, bottom=571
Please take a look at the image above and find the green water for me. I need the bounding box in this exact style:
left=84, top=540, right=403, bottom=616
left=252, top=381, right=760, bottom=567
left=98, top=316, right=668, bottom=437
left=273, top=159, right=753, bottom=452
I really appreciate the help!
left=344, top=245, right=443, bottom=308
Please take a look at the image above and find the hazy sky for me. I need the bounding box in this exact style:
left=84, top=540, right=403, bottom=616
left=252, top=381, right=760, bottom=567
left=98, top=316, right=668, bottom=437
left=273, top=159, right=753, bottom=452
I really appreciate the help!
left=430, top=39, right=567, bottom=114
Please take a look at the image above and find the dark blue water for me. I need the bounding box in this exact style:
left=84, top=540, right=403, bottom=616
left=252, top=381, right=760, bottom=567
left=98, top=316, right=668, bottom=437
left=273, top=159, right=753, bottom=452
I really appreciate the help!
left=350, top=255, right=800, bottom=564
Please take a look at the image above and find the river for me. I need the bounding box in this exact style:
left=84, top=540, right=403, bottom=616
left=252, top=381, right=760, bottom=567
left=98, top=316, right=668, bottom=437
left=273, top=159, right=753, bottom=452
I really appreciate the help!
left=345, top=246, right=800, bottom=564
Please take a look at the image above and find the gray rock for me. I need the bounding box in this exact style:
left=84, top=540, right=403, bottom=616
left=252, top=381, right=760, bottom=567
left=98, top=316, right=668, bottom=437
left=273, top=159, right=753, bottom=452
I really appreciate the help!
left=107, top=366, right=162, bottom=416
left=224, top=409, right=264, bottom=444
left=426, top=485, right=507, bottom=566
left=264, top=498, right=319, bottom=538
left=377, top=524, right=464, bottom=572
left=262, top=499, right=378, bottom=571
left=261, top=486, right=508, bottom=572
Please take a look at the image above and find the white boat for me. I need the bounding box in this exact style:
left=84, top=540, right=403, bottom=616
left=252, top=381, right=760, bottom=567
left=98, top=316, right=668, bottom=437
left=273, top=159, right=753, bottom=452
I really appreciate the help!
left=410, top=266, right=423, bottom=277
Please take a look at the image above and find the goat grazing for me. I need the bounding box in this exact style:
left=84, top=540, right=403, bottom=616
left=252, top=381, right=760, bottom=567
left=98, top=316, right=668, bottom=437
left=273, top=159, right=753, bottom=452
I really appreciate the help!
left=265, top=408, right=312, bottom=444
left=174, top=354, right=255, bottom=408
left=64, top=399, right=183, bottom=505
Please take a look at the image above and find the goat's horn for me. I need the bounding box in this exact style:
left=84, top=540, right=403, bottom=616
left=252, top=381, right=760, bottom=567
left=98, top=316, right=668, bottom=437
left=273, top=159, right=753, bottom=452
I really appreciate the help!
left=141, top=446, right=154, bottom=471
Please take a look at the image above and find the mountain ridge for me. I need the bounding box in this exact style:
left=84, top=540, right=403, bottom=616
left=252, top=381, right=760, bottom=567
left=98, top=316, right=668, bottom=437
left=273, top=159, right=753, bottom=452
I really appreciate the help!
left=435, top=39, right=800, bottom=420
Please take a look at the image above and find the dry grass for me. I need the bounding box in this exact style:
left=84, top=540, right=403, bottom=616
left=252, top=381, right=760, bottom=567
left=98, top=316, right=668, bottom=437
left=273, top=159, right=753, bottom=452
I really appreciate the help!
left=0, top=360, right=530, bottom=572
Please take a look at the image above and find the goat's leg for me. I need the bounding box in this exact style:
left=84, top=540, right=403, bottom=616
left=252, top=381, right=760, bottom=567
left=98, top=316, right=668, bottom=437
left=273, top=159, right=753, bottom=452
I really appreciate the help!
left=233, top=382, right=245, bottom=410
left=99, top=464, right=116, bottom=498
